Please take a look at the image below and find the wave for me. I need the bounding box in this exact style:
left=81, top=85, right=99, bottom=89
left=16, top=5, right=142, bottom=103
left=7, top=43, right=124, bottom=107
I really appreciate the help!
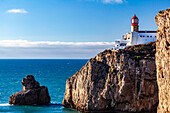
left=0, top=103, right=63, bottom=107
left=0, top=103, right=10, bottom=106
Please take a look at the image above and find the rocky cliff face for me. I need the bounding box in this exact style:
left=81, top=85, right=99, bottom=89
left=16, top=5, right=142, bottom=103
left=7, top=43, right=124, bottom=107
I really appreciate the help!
left=62, top=42, right=158, bottom=112
left=9, top=75, right=51, bottom=105
left=155, top=8, right=170, bottom=113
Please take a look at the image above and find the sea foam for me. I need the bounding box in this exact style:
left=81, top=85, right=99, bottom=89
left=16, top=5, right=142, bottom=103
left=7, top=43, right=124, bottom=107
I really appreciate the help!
left=0, top=103, right=10, bottom=106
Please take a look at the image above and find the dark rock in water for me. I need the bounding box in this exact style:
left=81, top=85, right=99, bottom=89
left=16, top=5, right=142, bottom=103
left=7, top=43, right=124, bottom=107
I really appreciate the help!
left=9, top=75, right=51, bottom=105
left=62, top=42, right=158, bottom=112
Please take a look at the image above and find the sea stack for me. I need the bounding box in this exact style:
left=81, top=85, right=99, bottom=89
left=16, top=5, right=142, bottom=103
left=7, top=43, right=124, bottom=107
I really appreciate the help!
left=155, top=8, right=170, bottom=113
left=9, top=75, right=51, bottom=105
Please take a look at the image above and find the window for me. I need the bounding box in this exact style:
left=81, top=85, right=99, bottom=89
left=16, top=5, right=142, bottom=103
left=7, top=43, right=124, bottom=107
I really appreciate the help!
left=147, top=36, right=149, bottom=37
left=120, top=44, right=126, bottom=46
left=155, top=36, right=157, bottom=37
left=143, top=36, right=145, bottom=37
left=150, top=36, right=152, bottom=37
left=140, top=36, right=142, bottom=37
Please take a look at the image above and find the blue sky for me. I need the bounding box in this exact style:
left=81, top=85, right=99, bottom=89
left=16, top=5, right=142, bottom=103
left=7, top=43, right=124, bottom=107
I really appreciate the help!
left=0, top=0, right=169, bottom=59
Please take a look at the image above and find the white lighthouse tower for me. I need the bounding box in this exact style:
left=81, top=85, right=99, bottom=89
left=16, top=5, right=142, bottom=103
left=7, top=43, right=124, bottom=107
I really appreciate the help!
left=131, top=14, right=139, bottom=32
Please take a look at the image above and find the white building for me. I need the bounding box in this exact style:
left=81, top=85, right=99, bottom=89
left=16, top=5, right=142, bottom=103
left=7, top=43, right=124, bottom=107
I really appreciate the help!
left=114, top=15, right=157, bottom=50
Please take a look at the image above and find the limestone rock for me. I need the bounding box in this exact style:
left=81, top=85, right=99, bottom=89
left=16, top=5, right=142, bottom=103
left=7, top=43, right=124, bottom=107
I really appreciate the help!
left=155, top=8, right=170, bottom=113
left=62, top=42, right=158, bottom=112
left=21, top=75, right=40, bottom=90
left=9, top=75, right=51, bottom=105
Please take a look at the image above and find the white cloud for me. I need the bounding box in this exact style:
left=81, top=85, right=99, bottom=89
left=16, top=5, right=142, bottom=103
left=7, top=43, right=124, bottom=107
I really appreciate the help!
left=0, top=40, right=115, bottom=59
left=0, top=40, right=115, bottom=47
left=7, top=9, right=28, bottom=14
left=102, top=0, right=123, bottom=4
left=87, top=0, right=123, bottom=4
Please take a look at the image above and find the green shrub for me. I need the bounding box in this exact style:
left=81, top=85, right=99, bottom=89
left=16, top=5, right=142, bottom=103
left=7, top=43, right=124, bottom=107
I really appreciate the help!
left=135, top=56, right=141, bottom=66
left=107, top=81, right=111, bottom=85
left=109, top=67, right=116, bottom=73
left=110, top=84, right=114, bottom=87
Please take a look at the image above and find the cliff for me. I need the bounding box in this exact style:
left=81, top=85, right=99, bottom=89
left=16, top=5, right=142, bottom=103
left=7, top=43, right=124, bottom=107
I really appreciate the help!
left=62, top=42, right=158, bottom=112
left=155, top=8, right=170, bottom=113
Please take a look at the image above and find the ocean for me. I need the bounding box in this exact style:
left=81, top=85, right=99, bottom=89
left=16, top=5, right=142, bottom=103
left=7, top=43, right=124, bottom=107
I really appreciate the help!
left=0, top=59, right=88, bottom=113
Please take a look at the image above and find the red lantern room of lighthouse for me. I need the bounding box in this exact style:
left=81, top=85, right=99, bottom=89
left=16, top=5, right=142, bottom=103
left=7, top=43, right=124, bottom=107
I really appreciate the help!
left=131, top=14, right=139, bottom=32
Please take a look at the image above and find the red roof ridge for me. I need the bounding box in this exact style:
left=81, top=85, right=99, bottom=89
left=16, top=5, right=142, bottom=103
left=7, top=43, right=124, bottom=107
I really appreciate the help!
left=132, top=14, right=138, bottom=19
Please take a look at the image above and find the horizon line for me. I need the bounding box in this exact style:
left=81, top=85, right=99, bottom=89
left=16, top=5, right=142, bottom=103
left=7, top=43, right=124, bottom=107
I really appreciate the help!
left=0, top=58, right=89, bottom=60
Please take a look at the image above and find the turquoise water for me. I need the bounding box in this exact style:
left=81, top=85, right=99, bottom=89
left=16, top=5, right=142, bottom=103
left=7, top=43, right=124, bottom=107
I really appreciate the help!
left=0, top=59, right=88, bottom=113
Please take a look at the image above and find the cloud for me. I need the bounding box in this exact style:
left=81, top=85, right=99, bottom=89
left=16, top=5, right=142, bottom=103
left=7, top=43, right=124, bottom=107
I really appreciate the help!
left=0, top=40, right=115, bottom=59
left=102, top=0, right=123, bottom=4
left=87, top=0, right=123, bottom=4
left=0, top=40, right=115, bottom=47
left=6, top=9, right=28, bottom=14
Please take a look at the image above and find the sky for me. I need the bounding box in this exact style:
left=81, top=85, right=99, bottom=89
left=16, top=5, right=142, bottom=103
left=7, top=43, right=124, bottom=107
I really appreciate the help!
left=0, top=0, right=169, bottom=59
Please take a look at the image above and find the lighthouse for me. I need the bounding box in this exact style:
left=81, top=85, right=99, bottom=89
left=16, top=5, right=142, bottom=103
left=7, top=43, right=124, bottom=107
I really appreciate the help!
left=114, top=14, right=157, bottom=50
left=131, top=14, right=139, bottom=32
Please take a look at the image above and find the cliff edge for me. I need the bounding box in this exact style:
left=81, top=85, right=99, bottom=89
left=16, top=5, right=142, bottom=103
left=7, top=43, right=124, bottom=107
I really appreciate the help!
left=155, top=8, right=170, bottom=113
left=62, top=42, right=158, bottom=112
